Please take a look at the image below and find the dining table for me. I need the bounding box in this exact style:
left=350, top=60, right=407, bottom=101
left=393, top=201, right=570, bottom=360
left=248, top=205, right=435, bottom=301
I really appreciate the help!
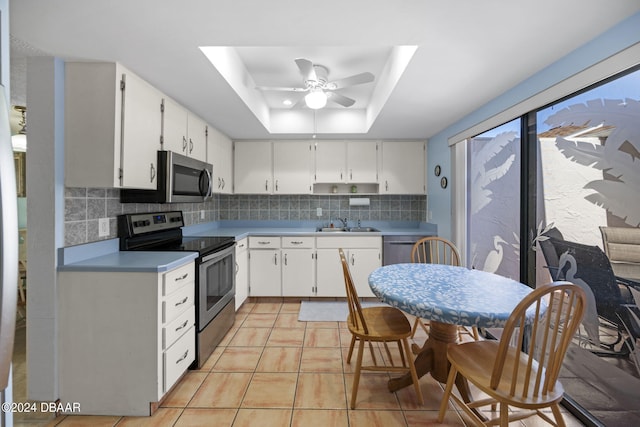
left=368, top=263, right=535, bottom=400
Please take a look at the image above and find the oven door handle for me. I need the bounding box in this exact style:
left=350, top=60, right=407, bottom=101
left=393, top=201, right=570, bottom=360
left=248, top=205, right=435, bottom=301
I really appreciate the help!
left=201, top=245, right=234, bottom=263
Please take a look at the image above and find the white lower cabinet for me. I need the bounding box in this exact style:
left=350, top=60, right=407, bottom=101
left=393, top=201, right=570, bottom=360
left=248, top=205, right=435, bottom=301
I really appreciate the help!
left=282, top=237, right=315, bottom=296
left=58, top=262, right=195, bottom=416
left=248, top=236, right=315, bottom=296
left=316, top=236, right=381, bottom=297
left=248, top=237, right=281, bottom=296
left=235, top=237, right=249, bottom=309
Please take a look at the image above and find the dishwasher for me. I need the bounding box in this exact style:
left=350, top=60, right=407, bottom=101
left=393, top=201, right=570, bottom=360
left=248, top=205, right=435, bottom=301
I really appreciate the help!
left=383, top=235, right=430, bottom=265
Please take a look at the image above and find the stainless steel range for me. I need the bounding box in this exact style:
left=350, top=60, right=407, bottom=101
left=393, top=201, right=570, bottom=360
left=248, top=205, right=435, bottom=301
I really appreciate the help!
left=118, top=211, right=235, bottom=368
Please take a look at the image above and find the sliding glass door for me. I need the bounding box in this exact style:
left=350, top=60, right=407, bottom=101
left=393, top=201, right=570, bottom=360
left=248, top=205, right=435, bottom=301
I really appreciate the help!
left=467, top=119, right=521, bottom=280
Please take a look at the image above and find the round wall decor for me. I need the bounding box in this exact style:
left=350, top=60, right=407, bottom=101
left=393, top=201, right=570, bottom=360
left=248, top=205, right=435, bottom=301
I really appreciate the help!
left=434, top=165, right=441, bottom=177
left=440, top=176, right=448, bottom=189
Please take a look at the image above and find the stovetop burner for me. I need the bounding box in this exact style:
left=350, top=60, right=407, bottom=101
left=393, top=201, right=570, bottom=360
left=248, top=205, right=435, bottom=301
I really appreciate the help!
left=148, top=235, right=235, bottom=254
left=118, top=211, right=235, bottom=256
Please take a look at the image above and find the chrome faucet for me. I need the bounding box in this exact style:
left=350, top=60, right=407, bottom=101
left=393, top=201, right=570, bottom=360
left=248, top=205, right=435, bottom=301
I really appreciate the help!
left=337, top=217, right=348, bottom=228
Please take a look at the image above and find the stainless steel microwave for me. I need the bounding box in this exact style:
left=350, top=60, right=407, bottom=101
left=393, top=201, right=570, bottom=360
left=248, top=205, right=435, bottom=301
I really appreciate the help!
left=120, top=151, right=213, bottom=203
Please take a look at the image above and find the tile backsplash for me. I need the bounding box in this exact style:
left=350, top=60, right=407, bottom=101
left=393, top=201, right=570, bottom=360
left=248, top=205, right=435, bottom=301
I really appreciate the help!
left=64, top=188, right=426, bottom=246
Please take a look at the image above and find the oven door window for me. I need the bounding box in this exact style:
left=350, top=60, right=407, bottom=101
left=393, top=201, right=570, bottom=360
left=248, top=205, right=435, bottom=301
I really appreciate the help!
left=202, top=252, right=234, bottom=311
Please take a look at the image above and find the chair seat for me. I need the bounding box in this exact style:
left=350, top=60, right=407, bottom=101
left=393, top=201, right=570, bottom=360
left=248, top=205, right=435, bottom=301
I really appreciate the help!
left=448, top=340, right=565, bottom=409
left=348, top=306, right=412, bottom=340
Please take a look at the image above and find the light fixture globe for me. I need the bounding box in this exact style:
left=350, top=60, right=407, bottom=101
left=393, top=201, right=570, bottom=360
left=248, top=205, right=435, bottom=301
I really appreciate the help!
left=305, top=88, right=327, bottom=109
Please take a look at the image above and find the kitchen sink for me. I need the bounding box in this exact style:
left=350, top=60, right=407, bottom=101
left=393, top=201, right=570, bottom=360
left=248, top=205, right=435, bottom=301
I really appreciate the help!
left=348, top=227, right=380, bottom=233
left=317, top=227, right=348, bottom=232
left=316, top=227, right=380, bottom=233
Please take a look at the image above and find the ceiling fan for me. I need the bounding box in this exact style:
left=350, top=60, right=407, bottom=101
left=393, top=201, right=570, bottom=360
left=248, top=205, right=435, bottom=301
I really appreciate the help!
left=257, top=58, right=375, bottom=109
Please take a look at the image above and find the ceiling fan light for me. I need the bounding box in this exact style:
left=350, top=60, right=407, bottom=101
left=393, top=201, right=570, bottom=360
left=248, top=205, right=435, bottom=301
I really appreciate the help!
left=305, top=89, right=327, bottom=109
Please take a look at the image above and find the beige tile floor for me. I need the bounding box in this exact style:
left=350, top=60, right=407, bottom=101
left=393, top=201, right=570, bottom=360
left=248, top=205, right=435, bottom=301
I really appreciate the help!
left=18, top=299, right=585, bottom=427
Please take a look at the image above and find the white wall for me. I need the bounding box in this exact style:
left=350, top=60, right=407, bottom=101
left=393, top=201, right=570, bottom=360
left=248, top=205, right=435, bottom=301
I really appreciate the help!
left=428, top=12, right=640, bottom=241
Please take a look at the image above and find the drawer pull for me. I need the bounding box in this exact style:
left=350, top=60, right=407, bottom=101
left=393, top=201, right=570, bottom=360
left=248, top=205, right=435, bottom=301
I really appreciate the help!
left=176, top=349, right=189, bottom=364
left=175, top=320, right=189, bottom=332
left=257, top=241, right=271, bottom=245
left=175, top=297, right=188, bottom=307
left=290, top=241, right=304, bottom=245
left=174, top=273, right=189, bottom=282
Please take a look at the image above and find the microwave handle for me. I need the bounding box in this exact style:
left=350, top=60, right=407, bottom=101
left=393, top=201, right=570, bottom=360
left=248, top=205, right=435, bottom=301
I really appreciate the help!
left=201, top=168, right=213, bottom=198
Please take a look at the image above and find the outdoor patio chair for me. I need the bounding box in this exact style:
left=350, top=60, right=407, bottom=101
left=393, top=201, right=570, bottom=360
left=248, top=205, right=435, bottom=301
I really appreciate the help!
left=541, top=232, right=640, bottom=367
left=600, top=226, right=640, bottom=282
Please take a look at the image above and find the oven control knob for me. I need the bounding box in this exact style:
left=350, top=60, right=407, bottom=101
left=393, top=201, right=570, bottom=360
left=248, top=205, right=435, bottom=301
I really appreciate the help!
left=144, top=220, right=151, bottom=226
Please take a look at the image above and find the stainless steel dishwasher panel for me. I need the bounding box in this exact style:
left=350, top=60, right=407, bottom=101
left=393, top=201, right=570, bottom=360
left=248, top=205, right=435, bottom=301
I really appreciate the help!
left=383, top=235, right=428, bottom=265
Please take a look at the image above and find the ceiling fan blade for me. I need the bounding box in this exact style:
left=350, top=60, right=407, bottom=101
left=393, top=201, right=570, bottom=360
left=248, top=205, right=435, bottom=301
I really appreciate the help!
left=256, top=86, right=308, bottom=92
left=295, top=58, right=317, bottom=83
left=326, top=72, right=375, bottom=89
left=327, top=92, right=355, bottom=108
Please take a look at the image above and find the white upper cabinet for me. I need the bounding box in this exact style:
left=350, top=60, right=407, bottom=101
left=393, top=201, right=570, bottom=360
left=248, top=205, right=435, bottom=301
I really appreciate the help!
left=207, top=125, right=233, bottom=194
left=346, top=140, right=378, bottom=183
left=186, top=114, right=207, bottom=161
left=162, top=97, right=207, bottom=161
left=380, top=141, right=426, bottom=194
left=65, top=62, right=162, bottom=189
left=315, top=140, right=346, bottom=183
left=273, top=141, right=312, bottom=194
left=234, top=140, right=312, bottom=194
left=234, top=141, right=273, bottom=194
left=314, top=140, right=378, bottom=183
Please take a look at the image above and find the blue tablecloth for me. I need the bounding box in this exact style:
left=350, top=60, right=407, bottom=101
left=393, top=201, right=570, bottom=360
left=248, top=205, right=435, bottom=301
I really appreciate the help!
left=368, top=263, right=535, bottom=328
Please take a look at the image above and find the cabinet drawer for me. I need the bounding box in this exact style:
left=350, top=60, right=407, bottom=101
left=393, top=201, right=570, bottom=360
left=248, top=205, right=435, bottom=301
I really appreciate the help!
left=164, top=325, right=195, bottom=393
left=249, top=236, right=280, bottom=249
left=163, top=284, right=194, bottom=324
left=316, top=236, right=381, bottom=249
left=163, top=263, right=195, bottom=296
left=281, top=236, right=314, bottom=248
left=163, top=308, right=195, bottom=350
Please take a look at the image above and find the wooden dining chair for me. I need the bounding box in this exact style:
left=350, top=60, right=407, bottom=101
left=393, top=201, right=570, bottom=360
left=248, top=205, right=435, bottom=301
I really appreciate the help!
left=409, top=237, right=479, bottom=341
left=339, top=249, right=423, bottom=409
left=437, top=281, right=586, bottom=427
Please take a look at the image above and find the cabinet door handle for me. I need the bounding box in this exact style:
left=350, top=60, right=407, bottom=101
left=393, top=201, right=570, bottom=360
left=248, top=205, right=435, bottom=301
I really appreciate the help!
left=150, top=163, right=156, bottom=183
left=274, top=253, right=278, bottom=266
left=235, top=261, right=239, bottom=274
left=350, top=169, right=353, bottom=180
left=174, top=273, right=189, bottom=282
left=385, top=180, right=389, bottom=191
left=221, top=178, right=225, bottom=189
left=176, top=349, right=189, bottom=364
left=351, top=254, right=355, bottom=266
left=175, top=319, right=189, bottom=332
left=189, top=138, right=194, bottom=154
left=284, top=253, right=288, bottom=266
left=265, top=180, right=269, bottom=192
left=182, top=136, right=188, bottom=152
left=218, top=177, right=222, bottom=188
left=175, top=296, right=188, bottom=307
left=275, top=180, right=279, bottom=191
